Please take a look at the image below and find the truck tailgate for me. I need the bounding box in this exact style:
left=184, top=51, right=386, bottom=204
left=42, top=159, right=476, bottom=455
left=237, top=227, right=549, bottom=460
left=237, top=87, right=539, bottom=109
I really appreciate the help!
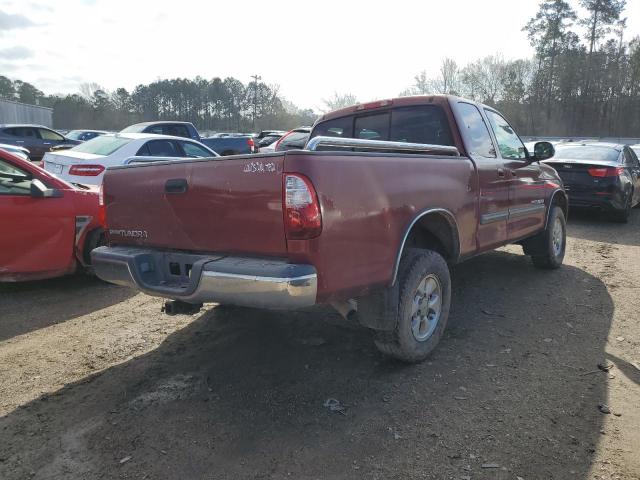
left=103, top=156, right=287, bottom=256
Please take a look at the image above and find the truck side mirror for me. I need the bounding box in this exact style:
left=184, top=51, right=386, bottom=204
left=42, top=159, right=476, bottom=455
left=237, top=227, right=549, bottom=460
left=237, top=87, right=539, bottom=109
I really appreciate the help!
left=531, top=141, right=555, bottom=162
left=30, top=178, right=63, bottom=198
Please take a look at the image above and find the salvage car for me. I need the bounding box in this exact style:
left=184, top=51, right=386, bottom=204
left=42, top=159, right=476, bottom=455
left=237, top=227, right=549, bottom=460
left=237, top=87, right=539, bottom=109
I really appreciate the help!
left=121, top=121, right=255, bottom=156
left=43, top=133, right=217, bottom=186
left=275, top=127, right=311, bottom=151
left=544, top=143, right=640, bottom=222
left=91, top=95, right=567, bottom=363
left=0, top=124, right=81, bottom=161
left=0, top=149, right=104, bottom=282
left=64, top=129, right=110, bottom=142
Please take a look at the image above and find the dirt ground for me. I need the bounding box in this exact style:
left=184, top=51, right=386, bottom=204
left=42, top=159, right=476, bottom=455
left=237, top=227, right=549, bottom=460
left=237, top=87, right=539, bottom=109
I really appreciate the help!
left=1, top=211, right=639, bottom=480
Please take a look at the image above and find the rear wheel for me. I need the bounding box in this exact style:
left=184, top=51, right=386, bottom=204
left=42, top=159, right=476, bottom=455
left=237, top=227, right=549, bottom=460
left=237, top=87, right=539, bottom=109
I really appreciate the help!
left=374, top=249, right=451, bottom=363
left=531, top=206, right=566, bottom=269
left=611, top=192, right=632, bottom=223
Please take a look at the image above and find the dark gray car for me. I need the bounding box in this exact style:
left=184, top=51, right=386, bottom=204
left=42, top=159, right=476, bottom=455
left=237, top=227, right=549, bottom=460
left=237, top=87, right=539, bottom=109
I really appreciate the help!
left=0, top=124, right=81, bottom=161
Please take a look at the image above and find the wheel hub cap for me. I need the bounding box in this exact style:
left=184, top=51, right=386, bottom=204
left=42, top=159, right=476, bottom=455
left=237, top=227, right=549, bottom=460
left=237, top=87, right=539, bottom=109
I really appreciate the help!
left=411, top=274, right=442, bottom=342
left=552, top=217, right=563, bottom=257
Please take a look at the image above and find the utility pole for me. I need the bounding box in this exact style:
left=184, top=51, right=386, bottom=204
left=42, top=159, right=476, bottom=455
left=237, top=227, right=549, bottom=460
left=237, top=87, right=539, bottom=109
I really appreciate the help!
left=251, top=74, right=261, bottom=131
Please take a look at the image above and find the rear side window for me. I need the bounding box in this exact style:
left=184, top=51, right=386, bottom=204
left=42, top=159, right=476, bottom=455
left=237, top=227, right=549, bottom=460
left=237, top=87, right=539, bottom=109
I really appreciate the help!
left=456, top=103, right=496, bottom=158
left=180, top=141, right=212, bottom=157
left=390, top=106, right=453, bottom=145
left=144, top=139, right=181, bottom=157
left=4, top=127, right=37, bottom=138
left=623, top=148, right=638, bottom=166
left=38, top=128, right=64, bottom=141
left=71, top=136, right=131, bottom=155
left=311, top=105, right=454, bottom=147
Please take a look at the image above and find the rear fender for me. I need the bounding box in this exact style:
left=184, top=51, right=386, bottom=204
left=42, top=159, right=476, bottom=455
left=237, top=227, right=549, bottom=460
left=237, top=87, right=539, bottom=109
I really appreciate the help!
left=391, top=208, right=460, bottom=285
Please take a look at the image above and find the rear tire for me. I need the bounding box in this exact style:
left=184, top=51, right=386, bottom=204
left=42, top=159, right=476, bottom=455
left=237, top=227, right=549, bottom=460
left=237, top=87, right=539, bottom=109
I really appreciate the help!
left=374, top=249, right=451, bottom=363
left=531, top=206, right=566, bottom=269
left=611, top=193, right=632, bottom=223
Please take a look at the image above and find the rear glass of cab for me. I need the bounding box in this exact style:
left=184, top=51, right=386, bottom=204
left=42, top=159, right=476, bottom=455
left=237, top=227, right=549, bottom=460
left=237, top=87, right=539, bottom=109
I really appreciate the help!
left=310, top=105, right=454, bottom=147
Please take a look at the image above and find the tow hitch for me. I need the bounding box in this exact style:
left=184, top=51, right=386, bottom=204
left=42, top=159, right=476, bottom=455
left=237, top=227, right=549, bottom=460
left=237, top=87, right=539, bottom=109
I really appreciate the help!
left=162, top=300, right=203, bottom=316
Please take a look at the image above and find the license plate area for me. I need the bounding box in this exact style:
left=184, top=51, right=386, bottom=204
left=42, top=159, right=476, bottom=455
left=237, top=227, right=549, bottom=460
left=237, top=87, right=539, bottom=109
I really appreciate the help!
left=132, top=251, right=224, bottom=292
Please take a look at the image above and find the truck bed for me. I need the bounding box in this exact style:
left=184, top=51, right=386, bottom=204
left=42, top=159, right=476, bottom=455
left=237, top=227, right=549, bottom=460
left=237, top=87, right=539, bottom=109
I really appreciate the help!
left=103, top=150, right=476, bottom=301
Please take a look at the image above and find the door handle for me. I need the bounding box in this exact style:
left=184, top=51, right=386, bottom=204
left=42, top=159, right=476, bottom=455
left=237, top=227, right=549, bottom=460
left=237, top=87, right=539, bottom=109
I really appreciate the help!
left=165, top=178, right=188, bottom=194
left=43, top=142, right=52, bottom=145
left=497, top=168, right=506, bottom=178
left=16, top=140, right=25, bottom=143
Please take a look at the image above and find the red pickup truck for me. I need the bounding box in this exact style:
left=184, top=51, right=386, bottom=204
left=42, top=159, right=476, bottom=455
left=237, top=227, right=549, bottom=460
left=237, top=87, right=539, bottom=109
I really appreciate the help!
left=92, top=96, right=567, bottom=362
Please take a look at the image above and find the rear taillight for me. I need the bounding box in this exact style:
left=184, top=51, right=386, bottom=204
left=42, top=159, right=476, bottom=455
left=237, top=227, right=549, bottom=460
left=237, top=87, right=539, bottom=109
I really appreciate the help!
left=98, top=183, right=106, bottom=226
left=69, top=164, right=105, bottom=176
left=283, top=173, right=322, bottom=240
left=355, top=99, right=393, bottom=111
left=247, top=137, right=255, bottom=153
left=587, top=166, right=623, bottom=177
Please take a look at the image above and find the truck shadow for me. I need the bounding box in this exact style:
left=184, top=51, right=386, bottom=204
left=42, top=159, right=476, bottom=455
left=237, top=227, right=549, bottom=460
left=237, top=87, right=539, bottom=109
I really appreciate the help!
left=567, top=207, right=640, bottom=247
left=0, top=275, right=135, bottom=342
left=0, top=251, right=614, bottom=480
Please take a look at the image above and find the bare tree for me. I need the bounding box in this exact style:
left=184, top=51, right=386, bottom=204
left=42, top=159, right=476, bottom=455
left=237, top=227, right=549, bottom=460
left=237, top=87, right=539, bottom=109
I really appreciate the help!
left=321, top=92, right=358, bottom=112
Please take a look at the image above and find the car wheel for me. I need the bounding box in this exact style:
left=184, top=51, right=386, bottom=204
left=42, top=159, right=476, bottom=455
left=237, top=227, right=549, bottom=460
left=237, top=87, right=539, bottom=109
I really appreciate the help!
left=611, top=193, right=632, bottom=223
left=374, top=248, right=451, bottom=363
left=531, top=205, right=566, bottom=269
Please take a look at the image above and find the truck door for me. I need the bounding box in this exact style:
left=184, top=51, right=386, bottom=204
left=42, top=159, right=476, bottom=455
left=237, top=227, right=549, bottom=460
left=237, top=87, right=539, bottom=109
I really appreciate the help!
left=484, top=110, right=546, bottom=241
left=455, top=102, right=509, bottom=250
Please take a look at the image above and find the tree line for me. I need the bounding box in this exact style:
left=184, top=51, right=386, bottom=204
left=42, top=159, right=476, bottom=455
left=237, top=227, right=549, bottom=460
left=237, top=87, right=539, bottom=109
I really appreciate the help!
left=400, top=0, right=639, bottom=137
left=0, top=75, right=317, bottom=133
left=2, top=0, right=638, bottom=137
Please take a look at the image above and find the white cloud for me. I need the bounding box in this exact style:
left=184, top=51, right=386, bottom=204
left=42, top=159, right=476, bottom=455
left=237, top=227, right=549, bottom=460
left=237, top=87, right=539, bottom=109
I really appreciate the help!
left=0, top=46, right=33, bottom=59
left=2, top=0, right=640, bottom=110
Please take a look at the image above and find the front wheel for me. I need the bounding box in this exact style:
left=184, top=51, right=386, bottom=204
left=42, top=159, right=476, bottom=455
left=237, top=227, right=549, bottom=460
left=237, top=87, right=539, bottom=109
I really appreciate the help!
left=374, top=249, right=451, bottom=363
left=531, top=205, right=566, bottom=269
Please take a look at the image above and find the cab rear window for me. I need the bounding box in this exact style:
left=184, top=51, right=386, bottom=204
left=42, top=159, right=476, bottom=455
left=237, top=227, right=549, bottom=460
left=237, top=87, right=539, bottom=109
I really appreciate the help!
left=311, top=105, right=454, bottom=147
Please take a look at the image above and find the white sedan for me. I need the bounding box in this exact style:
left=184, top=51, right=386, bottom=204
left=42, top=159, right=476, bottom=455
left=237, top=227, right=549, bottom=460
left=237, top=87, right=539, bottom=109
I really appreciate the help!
left=43, top=133, right=218, bottom=186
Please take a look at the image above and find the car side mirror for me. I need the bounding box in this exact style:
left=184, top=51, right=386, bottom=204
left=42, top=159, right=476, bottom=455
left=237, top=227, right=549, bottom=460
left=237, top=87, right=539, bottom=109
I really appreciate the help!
left=530, top=141, right=555, bottom=162
left=30, top=178, right=63, bottom=198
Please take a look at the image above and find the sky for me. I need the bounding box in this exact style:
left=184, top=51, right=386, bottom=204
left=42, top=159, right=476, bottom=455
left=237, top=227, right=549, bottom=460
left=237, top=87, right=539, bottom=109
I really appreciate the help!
left=1, top=0, right=639, bottom=112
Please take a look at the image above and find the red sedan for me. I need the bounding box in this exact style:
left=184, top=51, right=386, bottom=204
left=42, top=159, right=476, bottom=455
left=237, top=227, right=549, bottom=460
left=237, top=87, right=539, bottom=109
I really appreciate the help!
left=0, top=149, right=105, bottom=282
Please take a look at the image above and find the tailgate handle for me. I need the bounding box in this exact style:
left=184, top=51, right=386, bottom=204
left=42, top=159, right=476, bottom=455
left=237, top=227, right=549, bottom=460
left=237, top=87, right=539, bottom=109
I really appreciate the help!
left=165, top=178, right=188, bottom=194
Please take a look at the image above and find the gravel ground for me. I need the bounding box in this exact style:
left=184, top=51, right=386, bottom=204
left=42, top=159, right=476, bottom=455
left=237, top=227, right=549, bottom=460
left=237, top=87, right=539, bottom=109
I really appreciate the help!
left=0, top=210, right=638, bottom=480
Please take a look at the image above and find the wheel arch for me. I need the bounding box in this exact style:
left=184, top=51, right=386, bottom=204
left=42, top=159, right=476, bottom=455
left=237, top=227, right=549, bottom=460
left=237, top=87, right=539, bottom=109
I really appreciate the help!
left=391, top=208, right=460, bottom=285
left=546, top=189, right=568, bottom=228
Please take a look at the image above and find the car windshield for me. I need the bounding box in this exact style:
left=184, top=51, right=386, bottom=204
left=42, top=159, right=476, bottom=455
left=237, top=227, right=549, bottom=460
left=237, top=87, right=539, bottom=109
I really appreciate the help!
left=120, top=124, right=146, bottom=133
left=70, top=136, right=131, bottom=155
left=554, top=145, right=620, bottom=162
left=259, top=135, right=281, bottom=147
left=279, top=132, right=309, bottom=149
left=65, top=131, right=84, bottom=140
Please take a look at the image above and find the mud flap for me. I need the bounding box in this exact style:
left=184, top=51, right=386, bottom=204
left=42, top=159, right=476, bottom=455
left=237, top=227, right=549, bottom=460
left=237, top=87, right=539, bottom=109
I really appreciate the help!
left=353, top=283, right=400, bottom=331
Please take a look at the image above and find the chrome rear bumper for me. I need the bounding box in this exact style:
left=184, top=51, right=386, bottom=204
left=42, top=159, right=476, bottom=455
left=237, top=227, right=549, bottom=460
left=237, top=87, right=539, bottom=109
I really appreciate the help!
left=91, top=246, right=317, bottom=309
